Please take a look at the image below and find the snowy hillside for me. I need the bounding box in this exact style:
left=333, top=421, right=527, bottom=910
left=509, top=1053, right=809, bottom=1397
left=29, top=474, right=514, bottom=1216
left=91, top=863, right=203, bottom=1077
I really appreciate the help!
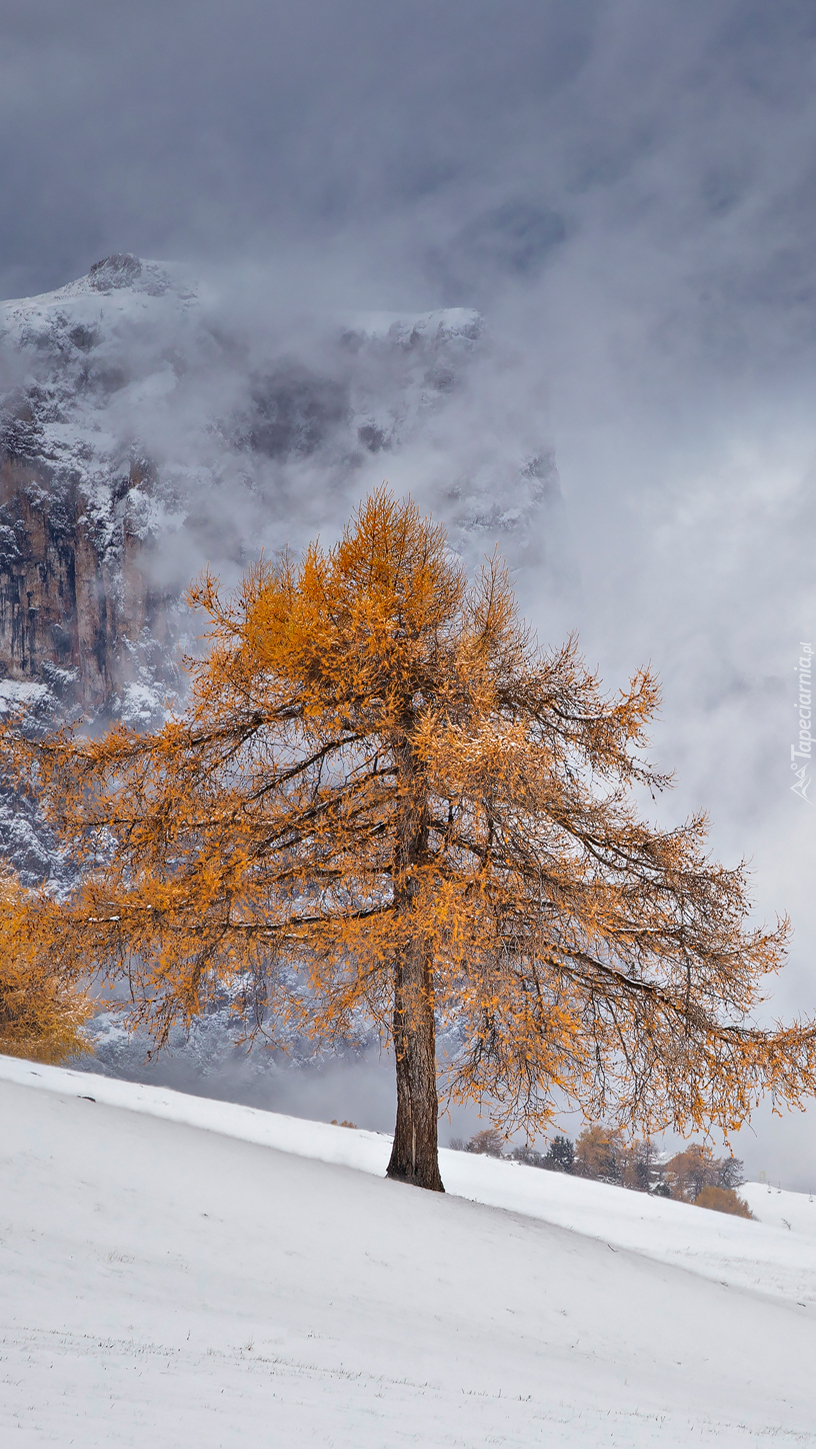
left=1, top=1056, right=814, bottom=1447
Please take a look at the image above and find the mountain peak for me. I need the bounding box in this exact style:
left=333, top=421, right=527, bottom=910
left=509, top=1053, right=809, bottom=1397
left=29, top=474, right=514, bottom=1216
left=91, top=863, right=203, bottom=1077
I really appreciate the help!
left=76, top=254, right=196, bottom=301
left=88, top=253, right=144, bottom=290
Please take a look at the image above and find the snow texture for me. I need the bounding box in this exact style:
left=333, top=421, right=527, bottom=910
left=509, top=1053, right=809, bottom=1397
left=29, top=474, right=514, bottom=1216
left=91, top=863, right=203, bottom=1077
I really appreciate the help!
left=1, top=1054, right=814, bottom=1446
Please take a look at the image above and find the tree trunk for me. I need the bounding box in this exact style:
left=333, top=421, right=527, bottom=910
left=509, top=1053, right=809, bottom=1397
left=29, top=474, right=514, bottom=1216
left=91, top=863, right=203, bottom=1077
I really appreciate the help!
left=386, top=725, right=444, bottom=1192
left=386, top=942, right=444, bottom=1191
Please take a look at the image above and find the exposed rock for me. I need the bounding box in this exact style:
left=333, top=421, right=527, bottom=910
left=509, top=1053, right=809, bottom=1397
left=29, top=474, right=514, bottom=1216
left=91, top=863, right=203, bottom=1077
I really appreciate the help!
left=0, top=453, right=175, bottom=710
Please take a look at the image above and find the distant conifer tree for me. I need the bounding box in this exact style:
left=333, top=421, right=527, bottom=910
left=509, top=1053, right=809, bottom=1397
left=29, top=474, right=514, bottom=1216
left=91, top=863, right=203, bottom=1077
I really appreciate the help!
left=544, top=1135, right=575, bottom=1173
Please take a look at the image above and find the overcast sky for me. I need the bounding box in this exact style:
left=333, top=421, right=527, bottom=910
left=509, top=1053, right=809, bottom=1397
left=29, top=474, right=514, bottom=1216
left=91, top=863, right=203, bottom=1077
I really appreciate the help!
left=2, top=0, right=816, bottom=321
left=4, top=0, right=816, bottom=1180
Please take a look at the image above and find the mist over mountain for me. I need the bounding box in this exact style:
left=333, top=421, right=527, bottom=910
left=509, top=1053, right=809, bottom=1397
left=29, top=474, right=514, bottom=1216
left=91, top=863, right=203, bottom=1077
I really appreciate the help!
left=0, top=253, right=559, bottom=724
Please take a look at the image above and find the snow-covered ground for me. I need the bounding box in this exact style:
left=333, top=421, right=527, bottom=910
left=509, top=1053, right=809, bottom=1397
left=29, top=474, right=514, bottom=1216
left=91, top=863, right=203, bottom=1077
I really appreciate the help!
left=1, top=1056, right=814, bottom=1446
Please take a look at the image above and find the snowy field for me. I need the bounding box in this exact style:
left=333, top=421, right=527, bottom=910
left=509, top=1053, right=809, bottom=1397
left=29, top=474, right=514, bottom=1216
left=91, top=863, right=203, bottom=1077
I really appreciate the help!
left=1, top=1056, right=815, bottom=1446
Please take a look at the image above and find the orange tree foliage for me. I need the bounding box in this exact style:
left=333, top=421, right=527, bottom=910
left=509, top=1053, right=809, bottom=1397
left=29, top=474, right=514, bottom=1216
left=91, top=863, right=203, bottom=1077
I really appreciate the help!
left=0, top=873, right=93, bottom=1064
left=694, top=1185, right=754, bottom=1218
left=574, top=1125, right=627, bottom=1183
left=2, top=490, right=815, bottom=1188
left=663, top=1143, right=742, bottom=1202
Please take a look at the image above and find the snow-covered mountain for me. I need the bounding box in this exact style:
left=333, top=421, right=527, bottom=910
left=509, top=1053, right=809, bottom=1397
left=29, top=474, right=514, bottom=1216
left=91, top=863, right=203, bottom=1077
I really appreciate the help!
left=2, top=1054, right=816, bottom=1448
left=0, top=254, right=557, bottom=723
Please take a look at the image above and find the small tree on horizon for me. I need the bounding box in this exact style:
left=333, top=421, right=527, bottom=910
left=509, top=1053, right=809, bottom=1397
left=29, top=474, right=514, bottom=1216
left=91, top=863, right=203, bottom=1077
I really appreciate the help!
left=544, top=1134, right=575, bottom=1174
left=465, top=1128, right=505, bottom=1157
left=2, top=490, right=816, bottom=1190
left=664, top=1143, right=744, bottom=1202
left=574, top=1125, right=626, bottom=1184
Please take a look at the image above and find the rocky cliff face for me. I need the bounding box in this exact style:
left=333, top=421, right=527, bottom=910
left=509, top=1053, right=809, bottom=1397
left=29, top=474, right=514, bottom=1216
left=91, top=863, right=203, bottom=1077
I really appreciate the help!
left=0, top=257, right=196, bottom=717
left=0, top=453, right=175, bottom=714
left=0, top=253, right=558, bottom=723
